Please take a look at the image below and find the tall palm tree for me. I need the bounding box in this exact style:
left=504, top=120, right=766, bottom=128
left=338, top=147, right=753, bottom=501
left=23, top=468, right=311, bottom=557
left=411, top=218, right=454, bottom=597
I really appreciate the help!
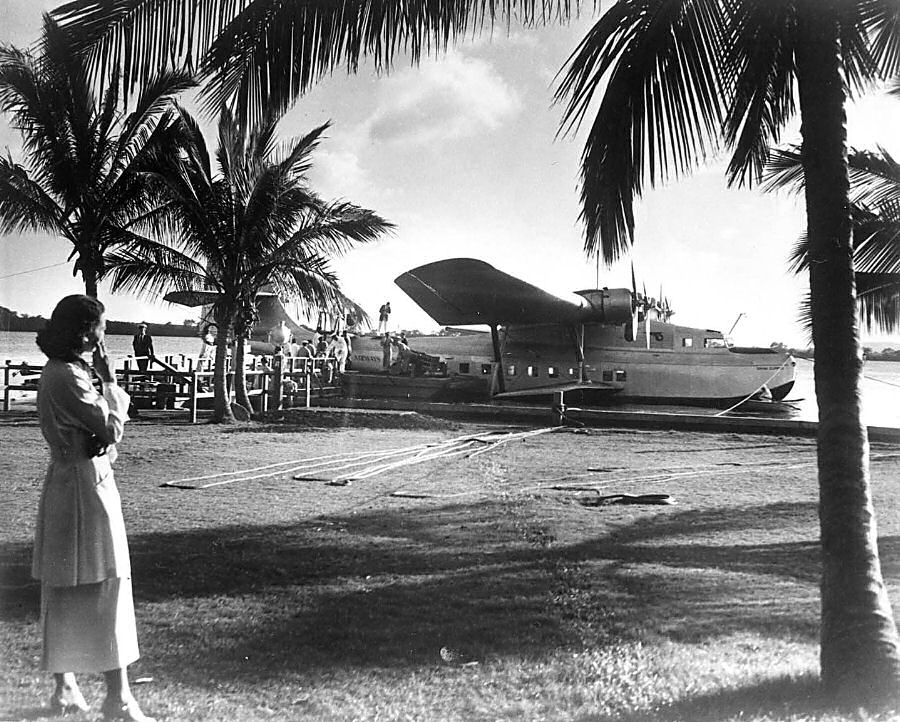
left=52, top=0, right=900, bottom=705
left=560, top=2, right=899, bottom=704
left=0, top=16, right=194, bottom=297
left=107, top=107, right=392, bottom=422
left=764, top=145, right=900, bottom=334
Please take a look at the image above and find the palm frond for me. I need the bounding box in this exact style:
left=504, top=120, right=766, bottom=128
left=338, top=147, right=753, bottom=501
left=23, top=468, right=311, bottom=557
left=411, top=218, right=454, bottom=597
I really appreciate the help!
left=788, top=232, right=810, bottom=274
left=857, top=274, right=900, bottom=333
left=555, top=0, right=728, bottom=261
left=795, top=291, right=813, bottom=346
left=53, top=0, right=573, bottom=127
left=761, top=145, right=805, bottom=195
left=0, top=155, right=68, bottom=235
left=277, top=122, right=330, bottom=179
left=104, top=240, right=210, bottom=298
left=289, top=202, right=396, bottom=256
left=112, top=69, right=197, bottom=179
left=722, top=0, right=798, bottom=186
left=860, top=0, right=900, bottom=80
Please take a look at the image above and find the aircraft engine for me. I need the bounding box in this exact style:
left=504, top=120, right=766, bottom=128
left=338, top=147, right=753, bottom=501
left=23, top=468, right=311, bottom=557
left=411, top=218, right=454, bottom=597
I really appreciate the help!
left=574, top=289, right=635, bottom=325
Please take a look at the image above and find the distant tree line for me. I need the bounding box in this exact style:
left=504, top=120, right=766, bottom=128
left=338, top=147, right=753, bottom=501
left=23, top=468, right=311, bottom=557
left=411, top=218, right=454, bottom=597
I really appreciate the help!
left=770, top=342, right=900, bottom=362
left=0, top=305, right=198, bottom=337
left=863, top=347, right=900, bottom=362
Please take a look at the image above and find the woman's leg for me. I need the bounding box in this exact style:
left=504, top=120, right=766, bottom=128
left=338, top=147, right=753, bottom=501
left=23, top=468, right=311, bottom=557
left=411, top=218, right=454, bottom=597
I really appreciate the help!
left=101, top=669, right=155, bottom=722
left=50, top=672, right=89, bottom=712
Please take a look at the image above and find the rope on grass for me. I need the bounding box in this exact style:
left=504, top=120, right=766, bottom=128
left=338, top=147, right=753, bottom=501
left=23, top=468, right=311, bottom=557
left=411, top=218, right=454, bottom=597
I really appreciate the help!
left=162, top=430, right=509, bottom=488
left=162, top=427, right=559, bottom=489
left=335, top=427, right=559, bottom=484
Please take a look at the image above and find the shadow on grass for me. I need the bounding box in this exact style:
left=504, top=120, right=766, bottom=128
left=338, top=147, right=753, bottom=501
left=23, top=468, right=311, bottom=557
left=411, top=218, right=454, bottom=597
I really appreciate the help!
left=605, top=673, right=825, bottom=722
left=3, top=500, right=897, bottom=688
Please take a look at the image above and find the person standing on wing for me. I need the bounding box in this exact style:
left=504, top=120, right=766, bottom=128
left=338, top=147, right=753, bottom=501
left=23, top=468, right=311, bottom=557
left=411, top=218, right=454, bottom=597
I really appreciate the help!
left=33, top=295, right=155, bottom=722
left=377, top=302, right=391, bottom=334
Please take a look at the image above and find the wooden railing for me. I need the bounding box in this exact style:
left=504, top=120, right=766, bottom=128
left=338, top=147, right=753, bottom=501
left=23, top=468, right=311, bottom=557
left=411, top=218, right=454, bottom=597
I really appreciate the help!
left=2, top=354, right=339, bottom=423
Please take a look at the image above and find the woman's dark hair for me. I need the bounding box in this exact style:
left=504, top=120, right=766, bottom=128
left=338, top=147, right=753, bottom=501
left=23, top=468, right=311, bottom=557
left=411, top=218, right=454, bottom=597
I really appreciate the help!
left=36, top=295, right=105, bottom=360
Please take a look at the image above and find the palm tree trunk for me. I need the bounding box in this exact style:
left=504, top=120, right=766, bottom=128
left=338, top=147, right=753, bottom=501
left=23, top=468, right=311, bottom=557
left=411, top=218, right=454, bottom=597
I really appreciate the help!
left=82, top=261, right=99, bottom=298
left=232, top=335, right=253, bottom=415
left=796, top=1, right=900, bottom=704
left=211, top=316, right=235, bottom=423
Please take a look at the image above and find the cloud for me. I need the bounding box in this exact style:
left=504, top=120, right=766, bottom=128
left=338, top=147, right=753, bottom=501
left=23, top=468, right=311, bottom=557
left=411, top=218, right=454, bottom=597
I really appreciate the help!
left=309, top=147, right=367, bottom=197
left=365, top=54, right=522, bottom=145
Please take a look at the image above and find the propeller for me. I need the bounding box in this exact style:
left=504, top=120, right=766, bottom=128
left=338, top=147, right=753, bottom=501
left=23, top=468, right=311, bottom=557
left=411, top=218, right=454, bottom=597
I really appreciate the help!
left=627, top=262, right=674, bottom=343
left=626, top=262, right=640, bottom=342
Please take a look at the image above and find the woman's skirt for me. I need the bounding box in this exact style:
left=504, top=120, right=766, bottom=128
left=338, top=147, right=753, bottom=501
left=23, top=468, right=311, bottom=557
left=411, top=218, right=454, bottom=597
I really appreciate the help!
left=41, top=577, right=140, bottom=673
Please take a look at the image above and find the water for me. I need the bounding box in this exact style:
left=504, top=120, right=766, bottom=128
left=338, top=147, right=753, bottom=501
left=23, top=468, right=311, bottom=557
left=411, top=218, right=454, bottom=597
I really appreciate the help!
left=0, top=330, right=205, bottom=367
left=3, top=331, right=899, bottom=428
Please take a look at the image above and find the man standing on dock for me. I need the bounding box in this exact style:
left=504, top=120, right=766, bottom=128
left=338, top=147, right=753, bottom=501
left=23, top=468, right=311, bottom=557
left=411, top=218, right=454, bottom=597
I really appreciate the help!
left=328, top=332, right=349, bottom=376
left=132, top=323, right=154, bottom=371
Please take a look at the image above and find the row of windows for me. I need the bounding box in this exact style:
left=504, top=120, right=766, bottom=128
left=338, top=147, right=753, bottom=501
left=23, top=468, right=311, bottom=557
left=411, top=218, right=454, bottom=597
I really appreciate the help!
left=505, top=365, right=576, bottom=378
left=454, top=361, right=628, bottom=383
left=457, top=362, right=492, bottom=375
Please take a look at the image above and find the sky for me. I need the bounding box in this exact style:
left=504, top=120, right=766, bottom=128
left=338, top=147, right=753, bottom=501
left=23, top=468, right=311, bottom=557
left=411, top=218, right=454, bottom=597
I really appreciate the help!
left=1, top=2, right=899, bottom=348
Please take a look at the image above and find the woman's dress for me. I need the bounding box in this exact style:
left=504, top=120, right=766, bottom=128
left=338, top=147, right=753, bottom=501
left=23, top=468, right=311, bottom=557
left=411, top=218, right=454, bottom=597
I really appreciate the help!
left=32, top=358, right=139, bottom=673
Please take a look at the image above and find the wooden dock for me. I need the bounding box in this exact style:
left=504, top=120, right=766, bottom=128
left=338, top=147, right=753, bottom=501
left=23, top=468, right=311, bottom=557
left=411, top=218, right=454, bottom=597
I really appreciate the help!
left=2, top=354, right=340, bottom=422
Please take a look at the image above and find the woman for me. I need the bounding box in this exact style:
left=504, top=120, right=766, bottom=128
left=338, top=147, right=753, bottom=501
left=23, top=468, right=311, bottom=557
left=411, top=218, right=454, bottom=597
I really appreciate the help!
left=33, top=295, right=154, bottom=722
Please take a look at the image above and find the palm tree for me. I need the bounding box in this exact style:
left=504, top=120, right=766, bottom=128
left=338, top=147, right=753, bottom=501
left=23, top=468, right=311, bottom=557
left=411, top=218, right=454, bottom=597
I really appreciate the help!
left=764, top=145, right=900, bottom=334
left=554, top=2, right=900, bottom=704
left=107, top=106, right=392, bottom=422
left=52, top=0, right=900, bottom=705
left=0, top=16, right=194, bottom=298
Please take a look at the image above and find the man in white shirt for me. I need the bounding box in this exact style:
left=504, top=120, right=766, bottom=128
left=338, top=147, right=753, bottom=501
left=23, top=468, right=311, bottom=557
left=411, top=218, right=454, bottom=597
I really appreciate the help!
left=327, top=333, right=349, bottom=375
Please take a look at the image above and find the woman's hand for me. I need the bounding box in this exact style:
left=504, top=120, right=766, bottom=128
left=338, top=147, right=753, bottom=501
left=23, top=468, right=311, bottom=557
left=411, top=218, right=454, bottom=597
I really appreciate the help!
left=92, top=340, right=115, bottom=383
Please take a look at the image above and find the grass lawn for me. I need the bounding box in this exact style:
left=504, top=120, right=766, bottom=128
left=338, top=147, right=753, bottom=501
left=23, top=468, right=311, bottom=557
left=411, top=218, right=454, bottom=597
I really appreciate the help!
left=1, top=410, right=898, bottom=721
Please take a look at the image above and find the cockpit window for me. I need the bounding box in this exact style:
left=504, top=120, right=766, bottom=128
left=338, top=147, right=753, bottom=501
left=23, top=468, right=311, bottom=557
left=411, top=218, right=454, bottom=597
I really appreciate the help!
left=704, top=337, right=727, bottom=348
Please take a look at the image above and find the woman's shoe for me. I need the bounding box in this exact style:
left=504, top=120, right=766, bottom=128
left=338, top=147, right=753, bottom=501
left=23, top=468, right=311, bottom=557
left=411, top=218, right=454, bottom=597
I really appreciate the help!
left=49, top=690, right=90, bottom=716
left=100, top=698, right=156, bottom=722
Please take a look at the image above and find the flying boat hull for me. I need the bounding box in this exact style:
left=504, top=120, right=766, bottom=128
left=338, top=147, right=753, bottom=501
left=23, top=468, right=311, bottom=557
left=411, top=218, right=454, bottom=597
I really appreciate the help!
left=345, top=259, right=796, bottom=409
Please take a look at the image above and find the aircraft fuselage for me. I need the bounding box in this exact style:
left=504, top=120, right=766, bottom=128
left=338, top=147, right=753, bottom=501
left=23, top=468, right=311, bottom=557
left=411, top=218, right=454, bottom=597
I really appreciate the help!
left=349, top=319, right=795, bottom=407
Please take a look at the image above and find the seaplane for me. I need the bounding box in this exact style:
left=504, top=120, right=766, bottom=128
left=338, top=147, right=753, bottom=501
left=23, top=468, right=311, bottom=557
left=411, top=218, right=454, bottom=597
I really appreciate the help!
left=343, top=258, right=797, bottom=409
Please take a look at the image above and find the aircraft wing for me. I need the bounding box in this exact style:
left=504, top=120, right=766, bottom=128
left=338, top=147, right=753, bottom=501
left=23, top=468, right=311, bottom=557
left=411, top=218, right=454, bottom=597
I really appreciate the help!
left=163, top=290, right=221, bottom=307
left=163, top=289, right=281, bottom=309
left=395, top=258, right=583, bottom=326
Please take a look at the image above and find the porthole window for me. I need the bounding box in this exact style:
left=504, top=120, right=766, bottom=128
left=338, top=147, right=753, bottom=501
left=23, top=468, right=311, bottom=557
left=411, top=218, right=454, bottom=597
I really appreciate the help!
left=481, top=364, right=492, bottom=375
left=548, top=366, right=559, bottom=378
left=615, top=370, right=627, bottom=382
left=507, top=365, right=517, bottom=376
left=602, top=369, right=613, bottom=382
left=459, top=362, right=470, bottom=373
left=527, top=366, right=539, bottom=377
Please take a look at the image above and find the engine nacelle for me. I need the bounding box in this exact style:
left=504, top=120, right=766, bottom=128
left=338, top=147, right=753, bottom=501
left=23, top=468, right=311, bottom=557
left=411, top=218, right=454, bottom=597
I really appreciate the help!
left=574, top=288, right=635, bottom=325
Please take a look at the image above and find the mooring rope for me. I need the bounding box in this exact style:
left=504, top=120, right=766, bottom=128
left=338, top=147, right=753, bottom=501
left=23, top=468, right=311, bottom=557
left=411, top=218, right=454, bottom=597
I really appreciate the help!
left=713, top=357, right=795, bottom=417
left=864, top=374, right=900, bottom=390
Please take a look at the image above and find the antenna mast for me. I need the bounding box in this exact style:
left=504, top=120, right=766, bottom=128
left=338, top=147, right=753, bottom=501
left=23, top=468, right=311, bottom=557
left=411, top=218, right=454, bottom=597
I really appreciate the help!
left=728, top=313, right=746, bottom=336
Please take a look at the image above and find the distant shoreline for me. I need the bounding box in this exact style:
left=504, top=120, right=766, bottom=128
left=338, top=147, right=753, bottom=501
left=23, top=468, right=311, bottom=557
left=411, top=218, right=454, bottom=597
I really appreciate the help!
left=1, top=305, right=198, bottom=338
